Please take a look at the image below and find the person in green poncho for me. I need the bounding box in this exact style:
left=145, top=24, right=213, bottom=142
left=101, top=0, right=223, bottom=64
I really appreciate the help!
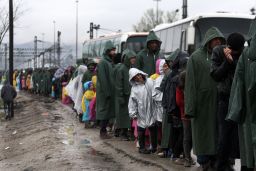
left=227, top=19, right=256, bottom=171
left=114, top=49, right=137, bottom=140
left=185, top=27, right=225, bottom=170
left=96, top=41, right=116, bottom=139
left=137, top=31, right=163, bottom=76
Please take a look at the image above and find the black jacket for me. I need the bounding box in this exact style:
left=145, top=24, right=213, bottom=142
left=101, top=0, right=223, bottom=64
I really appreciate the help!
left=1, top=84, right=17, bottom=102
left=210, top=45, right=239, bottom=96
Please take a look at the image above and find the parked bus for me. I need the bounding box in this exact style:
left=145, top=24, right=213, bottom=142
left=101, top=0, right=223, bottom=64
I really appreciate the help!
left=153, top=13, right=255, bottom=55
left=82, top=32, right=148, bottom=63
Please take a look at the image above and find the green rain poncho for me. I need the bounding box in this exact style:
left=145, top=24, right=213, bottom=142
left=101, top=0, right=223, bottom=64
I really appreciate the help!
left=227, top=19, right=256, bottom=168
left=96, top=41, right=116, bottom=120
left=185, top=27, right=225, bottom=155
left=114, top=50, right=136, bottom=129
left=137, top=31, right=162, bottom=76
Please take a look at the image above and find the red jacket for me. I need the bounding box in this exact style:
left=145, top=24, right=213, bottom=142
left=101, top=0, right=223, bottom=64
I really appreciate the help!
left=176, top=87, right=188, bottom=120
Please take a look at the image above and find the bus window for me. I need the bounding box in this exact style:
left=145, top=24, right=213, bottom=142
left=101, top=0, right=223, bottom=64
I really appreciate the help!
left=194, top=17, right=251, bottom=49
left=91, top=41, right=97, bottom=57
left=172, top=25, right=182, bottom=50
left=160, top=29, right=168, bottom=52
left=95, top=40, right=101, bottom=57
left=165, top=27, right=174, bottom=53
left=88, top=42, right=92, bottom=57
left=99, top=39, right=107, bottom=56
left=125, top=36, right=147, bottom=53
left=82, top=42, right=89, bottom=58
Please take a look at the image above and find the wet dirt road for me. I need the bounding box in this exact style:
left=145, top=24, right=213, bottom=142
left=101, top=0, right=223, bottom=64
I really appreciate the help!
left=0, top=92, right=242, bottom=171
left=0, top=92, right=162, bottom=171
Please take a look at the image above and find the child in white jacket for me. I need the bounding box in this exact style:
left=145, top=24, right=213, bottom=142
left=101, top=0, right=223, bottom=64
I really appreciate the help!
left=128, top=68, right=157, bottom=154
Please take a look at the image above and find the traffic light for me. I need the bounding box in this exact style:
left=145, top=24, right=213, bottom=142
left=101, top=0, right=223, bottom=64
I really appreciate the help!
left=90, top=22, right=93, bottom=39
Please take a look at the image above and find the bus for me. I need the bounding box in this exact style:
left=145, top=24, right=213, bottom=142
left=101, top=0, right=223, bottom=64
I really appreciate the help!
left=153, top=13, right=255, bottom=55
left=82, top=32, right=148, bottom=63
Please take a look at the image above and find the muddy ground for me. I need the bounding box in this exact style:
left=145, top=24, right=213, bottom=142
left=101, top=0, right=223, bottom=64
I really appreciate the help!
left=0, top=92, right=241, bottom=171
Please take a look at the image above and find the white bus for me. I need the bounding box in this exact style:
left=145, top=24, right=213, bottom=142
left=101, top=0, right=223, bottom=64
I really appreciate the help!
left=153, top=13, right=255, bottom=55
left=82, top=32, right=148, bottom=63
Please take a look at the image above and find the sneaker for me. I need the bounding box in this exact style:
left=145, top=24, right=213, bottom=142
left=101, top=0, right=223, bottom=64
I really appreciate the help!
left=139, top=148, right=151, bottom=154
left=157, top=149, right=169, bottom=158
left=173, top=158, right=185, bottom=165
left=136, top=141, right=140, bottom=148
left=78, top=114, right=83, bottom=123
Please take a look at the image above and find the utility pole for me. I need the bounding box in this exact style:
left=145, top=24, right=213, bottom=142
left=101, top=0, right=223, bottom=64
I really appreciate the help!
left=9, top=0, right=14, bottom=85
left=4, top=43, right=7, bottom=71
left=153, top=0, right=161, bottom=25
left=76, top=0, right=79, bottom=61
left=49, top=49, right=52, bottom=67
left=57, top=31, right=61, bottom=66
left=34, top=36, right=37, bottom=69
left=42, top=53, right=45, bottom=68
left=53, top=20, right=56, bottom=66
left=90, top=22, right=94, bottom=39
left=182, top=0, right=188, bottom=19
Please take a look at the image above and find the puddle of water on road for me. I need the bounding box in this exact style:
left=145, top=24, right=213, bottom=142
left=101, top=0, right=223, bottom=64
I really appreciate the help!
left=80, top=139, right=91, bottom=145
left=59, top=124, right=75, bottom=145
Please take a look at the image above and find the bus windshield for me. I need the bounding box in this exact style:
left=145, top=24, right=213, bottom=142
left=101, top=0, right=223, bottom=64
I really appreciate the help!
left=125, top=36, right=147, bottom=53
left=195, top=17, right=252, bottom=48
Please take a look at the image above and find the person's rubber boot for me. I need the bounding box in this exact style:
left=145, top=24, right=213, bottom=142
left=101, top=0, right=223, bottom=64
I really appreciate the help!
left=78, top=114, right=83, bottom=123
left=138, top=148, right=151, bottom=154
left=120, top=133, right=130, bottom=141
left=114, top=128, right=120, bottom=137
left=100, top=132, right=112, bottom=139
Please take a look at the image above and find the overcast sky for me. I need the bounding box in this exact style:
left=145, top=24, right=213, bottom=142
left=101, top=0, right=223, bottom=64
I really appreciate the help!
left=4, top=0, right=256, bottom=45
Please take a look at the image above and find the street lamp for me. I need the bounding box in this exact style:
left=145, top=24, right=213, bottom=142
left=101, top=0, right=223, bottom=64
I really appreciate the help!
left=75, top=0, right=78, bottom=61
left=9, top=0, right=14, bottom=85
left=153, top=0, right=161, bottom=25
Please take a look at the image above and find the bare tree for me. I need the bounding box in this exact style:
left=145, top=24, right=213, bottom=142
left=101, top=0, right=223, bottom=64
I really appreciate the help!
left=133, top=8, right=164, bottom=32
left=133, top=8, right=179, bottom=32
left=0, top=0, right=24, bottom=45
left=165, top=9, right=179, bottom=23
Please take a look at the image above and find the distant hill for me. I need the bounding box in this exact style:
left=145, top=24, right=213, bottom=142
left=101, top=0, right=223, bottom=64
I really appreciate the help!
left=0, top=41, right=83, bottom=70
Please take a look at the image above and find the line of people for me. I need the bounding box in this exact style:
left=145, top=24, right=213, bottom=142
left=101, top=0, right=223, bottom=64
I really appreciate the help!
left=3, top=18, right=256, bottom=171
left=95, top=19, right=256, bottom=171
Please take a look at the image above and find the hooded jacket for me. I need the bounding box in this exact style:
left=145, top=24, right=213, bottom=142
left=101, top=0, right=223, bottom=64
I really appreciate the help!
left=152, top=59, right=165, bottom=122
left=185, top=27, right=225, bottom=155
left=162, top=49, right=189, bottom=115
left=114, top=50, right=136, bottom=128
left=227, top=19, right=256, bottom=168
left=73, top=65, right=87, bottom=114
left=82, top=60, right=96, bottom=85
left=82, top=81, right=95, bottom=122
left=128, top=68, right=155, bottom=128
left=96, top=41, right=116, bottom=120
left=137, top=31, right=163, bottom=76
left=1, top=82, right=17, bottom=102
